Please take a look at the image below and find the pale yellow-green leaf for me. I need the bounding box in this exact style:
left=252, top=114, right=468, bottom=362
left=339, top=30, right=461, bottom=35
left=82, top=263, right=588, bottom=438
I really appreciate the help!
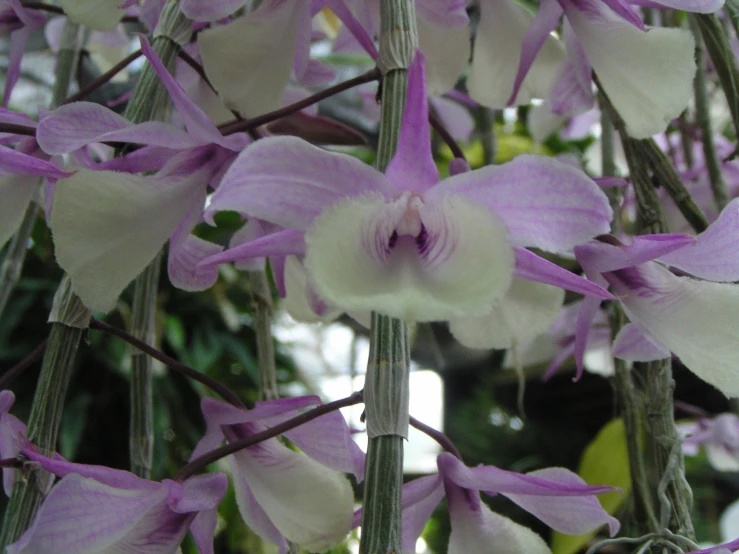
left=551, top=418, right=631, bottom=554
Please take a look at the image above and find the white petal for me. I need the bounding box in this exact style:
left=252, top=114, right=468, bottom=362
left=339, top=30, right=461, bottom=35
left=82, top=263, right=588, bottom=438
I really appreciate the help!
left=282, top=255, right=342, bottom=323
left=449, top=278, right=564, bottom=349
left=51, top=170, right=204, bottom=312
left=58, top=0, right=125, bottom=31
left=199, top=2, right=308, bottom=117
left=235, top=442, right=354, bottom=552
left=417, top=16, right=470, bottom=96
left=0, top=175, right=38, bottom=249
left=446, top=484, right=551, bottom=554
left=469, top=0, right=565, bottom=108
left=565, top=0, right=695, bottom=138
left=304, top=193, right=515, bottom=322
left=606, top=263, right=739, bottom=397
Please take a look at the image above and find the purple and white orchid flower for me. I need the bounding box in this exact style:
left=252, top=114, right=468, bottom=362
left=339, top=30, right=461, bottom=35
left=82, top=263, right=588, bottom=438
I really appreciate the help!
left=682, top=413, right=739, bottom=472
left=575, top=198, right=739, bottom=396
left=0, top=0, right=45, bottom=107
left=199, top=51, right=613, bottom=322
left=7, top=446, right=227, bottom=554
left=191, top=395, right=364, bottom=553
left=38, top=35, right=249, bottom=312
left=354, top=452, right=619, bottom=553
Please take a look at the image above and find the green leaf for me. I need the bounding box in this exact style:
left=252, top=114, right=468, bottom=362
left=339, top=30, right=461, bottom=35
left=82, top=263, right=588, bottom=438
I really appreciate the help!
left=551, top=418, right=631, bottom=554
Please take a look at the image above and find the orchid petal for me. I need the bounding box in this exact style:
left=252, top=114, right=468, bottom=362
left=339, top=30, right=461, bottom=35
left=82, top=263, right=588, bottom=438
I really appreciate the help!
left=51, top=168, right=205, bottom=312
left=506, top=0, right=565, bottom=106
left=170, top=473, right=227, bottom=513
left=58, top=0, right=124, bottom=31
left=564, top=0, right=695, bottom=138
left=549, top=22, right=594, bottom=117
left=304, top=192, right=515, bottom=321
left=606, top=263, right=739, bottom=397
left=514, top=247, right=613, bottom=299
left=469, top=0, right=564, bottom=108
left=417, top=14, right=470, bottom=96
left=574, top=234, right=696, bottom=273
left=503, top=467, right=620, bottom=536
left=446, top=483, right=552, bottom=554
left=415, top=0, right=468, bottom=27
left=612, top=322, right=671, bottom=361
left=599, top=0, right=647, bottom=30
left=0, top=174, right=38, bottom=249
left=181, top=0, right=244, bottom=21
left=233, top=437, right=354, bottom=551
left=199, top=229, right=306, bottom=270
left=400, top=475, right=445, bottom=553
left=205, top=136, right=394, bottom=229
left=0, top=391, right=24, bottom=496
left=37, top=102, right=198, bottom=155
left=231, top=470, right=289, bottom=552
left=658, top=198, right=739, bottom=281
left=527, top=101, right=567, bottom=143
left=230, top=220, right=270, bottom=272
left=449, top=278, right=565, bottom=349
left=631, top=0, right=724, bottom=13
left=430, top=97, right=474, bottom=142
left=138, top=35, right=246, bottom=151
left=574, top=293, right=606, bottom=380
left=199, top=1, right=308, bottom=117
left=6, top=475, right=181, bottom=554
left=282, top=255, right=342, bottom=322
left=0, top=145, right=69, bottom=180
left=3, top=27, right=31, bottom=107
left=429, top=154, right=612, bottom=251
left=385, top=51, right=439, bottom=193
left=322, top=0, right=378, bottom=59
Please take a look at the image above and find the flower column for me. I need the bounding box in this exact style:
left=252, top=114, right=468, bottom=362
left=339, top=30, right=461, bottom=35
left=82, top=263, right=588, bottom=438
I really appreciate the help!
left=359, top=1, right=417, bottom=553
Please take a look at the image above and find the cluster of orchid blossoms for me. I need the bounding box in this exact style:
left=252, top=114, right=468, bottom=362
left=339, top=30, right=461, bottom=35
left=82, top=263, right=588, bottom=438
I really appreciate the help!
left=0, top=0, right=738, bottom=552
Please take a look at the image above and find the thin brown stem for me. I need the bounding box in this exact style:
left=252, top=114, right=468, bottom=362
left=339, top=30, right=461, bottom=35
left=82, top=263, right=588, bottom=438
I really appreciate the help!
left=89, top=318, right=245, bottom=409
left=0, top=123, right=36, bottom=137
left=63, top=50, right=143, bottom=105
left=218, top=68, right=382, bottom=135
left=0, top=340, right=47, bottom=392
left=429, top=111, right=465, bottom=161
left=174, top=391, right=364, bottom=481
left=177, top=49, right=215, bottom=92
left=409, top=416, right=461, bottom=459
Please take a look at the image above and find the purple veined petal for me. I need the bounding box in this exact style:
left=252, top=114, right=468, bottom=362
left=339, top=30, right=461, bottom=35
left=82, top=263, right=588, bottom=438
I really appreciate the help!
left=629, top=0, right=724, bottom=13
left=612, top=322, right=671, bottom=361
left=204, top=136, right=395, bottom=230
left=181, top=0, right=245, bottom=21
left=296, top=59, right=336, bottom=87
left=605, top=264, right=739, bottom=396
left=278, top=406, right=366, bottom=480
left=543, top=342, right=576, bottom=381
left=548, top=21, right=594, bottom=118
left=416, top=11, right=470, bottom=96
left=9, top=0, right=45, bottom=28
left=230, top=461, right=289, bottom=553
left=0, top=174, right=39, bottom=250
left=51, top=167, right=206, bottom=312
left=449, top=277, right=565, bottom=349
left=438, top=453, right=615, bottom=497
left=291, top=1, right=313, bottom=83
left=58, top=0, right=126, bottom=31
left=599, top=0, right=647, bottom=30
left=469, top=0, right=564, bottom=109
left=36, top=102, right=199, bottom=155
left=506, top=0, right=565, bottom=106
left=563, top=0, right=695, bottom=138
left=0, top=145, right=70, bottom=180
left=593, top=176, right=627, bottom=188
left=444, top=479, right=551, bottom=554
left=94, top=145, right=184, bottom=174
left=415, top=0, right=468, bottom=27
left=138, top=35, right=245, bottom=151
left=321, top=0, right=378, bottom=59
left=399, top=474, right=445, bottom=553
left=231, top=430, right=354, bottom=551
left=514, top=247, right=613, bottom=299
left=230, top=219, right=268, bottom=272
left=2, top=27, right=31, bottom=107
left=574, top=234, right=696, bottom=273
left=198, top=228, right=306, bottom=270
left=282, top=255, right=343, bottom=322
left=430, top=96, right=474, bottom=142
left=429, top=154, right=612, bottom=252
left=687, top=540, right=739, bottom=554
left=6, top=474, right=182, bottom=554
left=502, top=467, right=620, bottom=536
left=658, top=198, right=739, bottom=281
left=385, top=51, right=440, bottom=193
left=305, top=191, right=515, bottom=321
left=168, top=473, right=228, bottom=513
left=199, top=1, right=308, bottom=117
left=0, top=106, right=36, bottom=127
left=189, top=508, right=218, bottom=554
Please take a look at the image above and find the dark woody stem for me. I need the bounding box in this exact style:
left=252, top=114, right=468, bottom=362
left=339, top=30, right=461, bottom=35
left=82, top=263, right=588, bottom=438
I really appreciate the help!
left=89, top=318, right=245, bottom=409
left=409, top=416, right=462, bottom=459
left=218, top=68, right=382, bottom=136
left=62, top=50, right=143, bottom=105
left=0, top=340, right=47, bottom=392
left=0, top=458, right=22, bottom=470
left=174, top=391, right=364, bottom=481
